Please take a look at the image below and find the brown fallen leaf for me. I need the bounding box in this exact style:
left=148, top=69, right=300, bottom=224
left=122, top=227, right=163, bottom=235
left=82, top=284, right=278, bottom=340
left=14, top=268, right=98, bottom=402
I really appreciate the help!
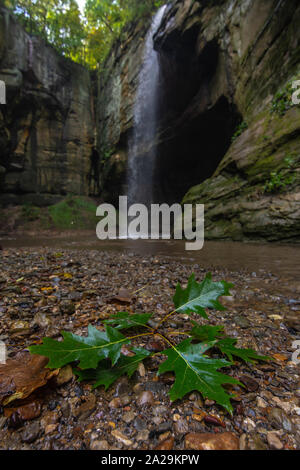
left=272, top=353, right=288, bottom=362
left=0, top=351, right=58, bottom=406
left=109, top=288, right=133, bottom=305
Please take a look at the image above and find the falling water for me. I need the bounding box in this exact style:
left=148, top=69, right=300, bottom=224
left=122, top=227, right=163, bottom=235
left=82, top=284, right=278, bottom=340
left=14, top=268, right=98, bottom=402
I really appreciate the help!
left=127, top=5, right=166, bottom=208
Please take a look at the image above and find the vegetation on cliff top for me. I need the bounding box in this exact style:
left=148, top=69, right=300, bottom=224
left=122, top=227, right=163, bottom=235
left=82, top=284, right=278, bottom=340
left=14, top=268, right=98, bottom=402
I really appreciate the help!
left=3, top=0, right=165, bottom=68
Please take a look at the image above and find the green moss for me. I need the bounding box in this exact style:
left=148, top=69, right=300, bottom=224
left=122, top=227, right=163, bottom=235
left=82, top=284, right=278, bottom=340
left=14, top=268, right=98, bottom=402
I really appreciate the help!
left=270, top=80, right=297, bottom=116
left=264, top=170, right=296, bottom=194
left=48, top=196, right=98, bottom=229
left=21, top=204, right=41, bottom=221
left=231, top=121, right=248, bottom=142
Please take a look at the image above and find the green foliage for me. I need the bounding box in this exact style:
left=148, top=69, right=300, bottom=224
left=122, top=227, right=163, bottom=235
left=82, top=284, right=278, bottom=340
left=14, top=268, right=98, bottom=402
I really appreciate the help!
left=190, top=322, right=225, bottom=341
left=216, top=338, right=270, bottom=364
left=6, top=1, right=86, bottom=63
left=21, top=203, right=41, bottom=221
left=76, top=348, right=150, bottom=389
left=173, top=273, right=233, bottom=319
left=264, top=170, right=295, bottom=194
left=101, top=146, right=114, bottom=161
left=104, top=312, right=153, bottom=330
left=48, top=196, right=98, bottom=229
left=158, top=339, right=240, bottom=414
left=270, top=82, right=294, bottom=116
left=231, top=121, right=248, bottom=142
left=30, top=324, right=130, bottom=369
left=29, top=273, right=270, bottom=414
left=5, top=1, right=165, bottom=68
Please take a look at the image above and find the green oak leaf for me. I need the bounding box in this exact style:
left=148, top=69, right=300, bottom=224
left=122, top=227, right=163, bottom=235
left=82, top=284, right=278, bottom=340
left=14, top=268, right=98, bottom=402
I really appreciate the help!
left=29, top=325, right=130, bottom=369
left=216, top=338, right=270, bottom=364
left=173, top=273, right=233, bottom=318
left=104, top=312, right=153, bottom=330
left=190, top=321, right=225, bottom=341
left=75, top=347, right=150, bottom=389
left=158, top=338, right=240, bottom=414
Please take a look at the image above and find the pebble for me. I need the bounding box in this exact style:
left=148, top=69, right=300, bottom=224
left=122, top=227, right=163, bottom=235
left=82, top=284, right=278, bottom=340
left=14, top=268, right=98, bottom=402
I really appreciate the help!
left=154, top=436, right=174, bottom=450
left=256, top=397, right=268, bottom=408
left=268, top=408, right=294, bottom=432
left=9, top=320, right=30, bottom=333
left=144, top=382, right=165, bottom=393
left=122, top=411, right=135, bottom=423
left=267, top=432, right=284, bottom=450
left=174, top=419, right=189, bottom=434
left=153, top=405, right=168, bottom=416
left=0, top=417, right=7, bottom=429
left=136, top=430, right=150, bottom=441
left=185, top=432, right=240, bottom=450
left=33, top=312, right=52, bottom=329
left=45, top=423, right=58, bottom=435
left=137, top=391, right=154, bottom=406
left=111, top=430, right=133, bottom=447
left=240, top=375, right=259, bottom=392
left=72, top=394, right=96, bottom=420
left=109, top=398, right=122, bottom=409
left=21, top=422, right=40, bottom=443
left=90, top=440, right=109, bottom=450
left=233, top=315, right=250, bottom=328
left=115, top=378, right=130, bottom=396
left=54, top=365, right=73, bottom=386
left=134, top=417, right=147, bottom=431
left=60, top=300, right=75, bottom=315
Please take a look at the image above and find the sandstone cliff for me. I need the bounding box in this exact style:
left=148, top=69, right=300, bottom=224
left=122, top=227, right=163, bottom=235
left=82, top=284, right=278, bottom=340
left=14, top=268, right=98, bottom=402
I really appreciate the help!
left=99, top=0, right=300, bottom=241
left=0, top=8, right=96, bottom=207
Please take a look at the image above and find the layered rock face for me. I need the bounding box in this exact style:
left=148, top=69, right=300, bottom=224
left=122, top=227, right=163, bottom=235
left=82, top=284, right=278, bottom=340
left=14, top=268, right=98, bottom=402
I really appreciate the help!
left=99, top=0, right=300, bottom=241
left=0, top=8, right=95, bottom=207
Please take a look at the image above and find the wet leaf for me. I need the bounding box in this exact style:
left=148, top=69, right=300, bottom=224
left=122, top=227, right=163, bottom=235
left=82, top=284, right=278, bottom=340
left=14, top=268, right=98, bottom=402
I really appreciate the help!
left=109, top=288, right=133, bottom=305
left=75, top=348, right=150, bottom=389
left=104, top=312, right=153, bottom=330
left=173, top=273, right=233, bottom=318
left=29, top=325, right=131, bottom=369
left=216, top=338, right=270, bottom=364
left=158, top=339, right=240, bottom=414
left=0, top=352, right=58, bottom=406
left=190, top=322, right=225, bottom=341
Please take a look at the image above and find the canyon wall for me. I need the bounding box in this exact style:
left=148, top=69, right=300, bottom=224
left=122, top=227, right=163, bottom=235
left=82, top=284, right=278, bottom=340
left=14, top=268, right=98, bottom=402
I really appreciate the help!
left=99, top=0, right=300, bottom=241
left=0, top=8, right=96, bottom=207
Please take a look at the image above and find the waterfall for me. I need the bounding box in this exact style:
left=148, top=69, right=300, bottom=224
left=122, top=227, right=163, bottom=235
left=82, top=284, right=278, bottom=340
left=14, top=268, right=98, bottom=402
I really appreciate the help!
left=127, top=5, right=166, bottom=208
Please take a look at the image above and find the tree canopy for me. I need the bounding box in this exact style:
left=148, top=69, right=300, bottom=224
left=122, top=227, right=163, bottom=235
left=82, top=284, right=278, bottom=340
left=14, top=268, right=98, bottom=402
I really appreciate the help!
left=3, top=0, right=165, bottom=69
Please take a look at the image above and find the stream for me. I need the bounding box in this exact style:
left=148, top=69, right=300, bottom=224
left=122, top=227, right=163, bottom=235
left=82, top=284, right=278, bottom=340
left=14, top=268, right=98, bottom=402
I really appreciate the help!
left=2, top=236, right=300, bottom=281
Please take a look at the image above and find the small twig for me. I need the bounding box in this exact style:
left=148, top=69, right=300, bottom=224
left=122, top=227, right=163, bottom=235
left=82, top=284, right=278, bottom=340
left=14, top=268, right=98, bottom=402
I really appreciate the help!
left=131, top=284, right=149, bottom=295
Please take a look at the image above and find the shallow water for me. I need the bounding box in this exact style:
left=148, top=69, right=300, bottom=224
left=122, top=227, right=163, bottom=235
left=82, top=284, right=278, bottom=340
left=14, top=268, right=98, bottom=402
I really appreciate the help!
left=2, top=235, right=300, bottom=280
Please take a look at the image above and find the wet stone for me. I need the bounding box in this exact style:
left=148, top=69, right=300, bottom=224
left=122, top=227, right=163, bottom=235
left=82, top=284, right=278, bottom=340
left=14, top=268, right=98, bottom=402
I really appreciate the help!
left=185, top=432, right=240, bottom=451
left=90, top=440, right=109, bottom=450
left=137, top=391, right=155, bottom=406
left=268, top=408, right=294, bottom=432
left=174, top=419, right=189, bottom=434
left=233, top=315, right=250, bottom=328
left=21, top=422, right=40, bottom=443
left=144, top=381, right=165, bottom=393
left=267, top=432, right=284, bottom=450
left=122, top=411, right=135, bottom=423
left=134, top=417, right=147, bottom=431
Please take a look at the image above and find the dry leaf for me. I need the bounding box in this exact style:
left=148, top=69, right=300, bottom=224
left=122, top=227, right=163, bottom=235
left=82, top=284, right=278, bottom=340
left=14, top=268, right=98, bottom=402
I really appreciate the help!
left=0, top=351, right=58, bottom=406
left=109, top=288, right=133, bottom=305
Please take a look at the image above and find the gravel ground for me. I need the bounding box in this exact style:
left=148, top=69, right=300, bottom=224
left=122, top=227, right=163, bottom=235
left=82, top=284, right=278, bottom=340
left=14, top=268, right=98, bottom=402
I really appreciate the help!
left=0, top=247, right=299, bottom=450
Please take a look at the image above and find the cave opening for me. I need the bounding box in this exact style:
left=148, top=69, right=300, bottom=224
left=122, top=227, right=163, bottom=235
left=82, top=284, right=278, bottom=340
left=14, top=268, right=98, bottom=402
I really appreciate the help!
left=152, top=34, right=241, bottom=204
left=153, top=96, right=240, bottom=204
